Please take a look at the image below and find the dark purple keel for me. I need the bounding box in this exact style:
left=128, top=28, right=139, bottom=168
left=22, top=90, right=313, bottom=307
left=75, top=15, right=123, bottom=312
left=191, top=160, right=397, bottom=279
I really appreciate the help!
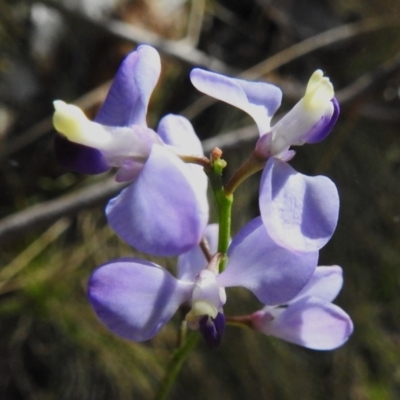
left=306, top=97, right=340, bottom=144
left=54, top=134, right=110, bottom=174
left=199, top=312, right=225, bottom=348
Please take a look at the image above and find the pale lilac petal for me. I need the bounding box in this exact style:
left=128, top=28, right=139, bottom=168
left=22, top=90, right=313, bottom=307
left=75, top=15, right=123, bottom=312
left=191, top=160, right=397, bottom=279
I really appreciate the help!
left=95, top=45, right=161, bottom=127
left=100, top=125, right=162, bottom=172
left=106, top=144, right=209, bottom=257
left=177, top=224, right=219, bottom=281
left=88, top=259, right=194, bottom=341
left=306, top=98, right=340, bottom=144
left=260, top=158, right=339, bottom=252
left=157, top=114, right=207, bottom=193
left=217, top=217, right=318, bottom=305
left=190, top=68, right=282, bottom=134
left=157, top=114, right=203, bottom=155
left=254, top=297, right=353, bottom=350
left=54, top=134, right=110, bottom=174
left=114, top=159, right=143, bottom=182
left=293, top=266, right=343, bottom=302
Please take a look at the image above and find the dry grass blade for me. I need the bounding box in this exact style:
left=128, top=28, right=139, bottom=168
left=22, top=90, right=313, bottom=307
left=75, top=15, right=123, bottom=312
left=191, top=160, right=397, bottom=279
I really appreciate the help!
left=0, top=218, right=70, bottom=291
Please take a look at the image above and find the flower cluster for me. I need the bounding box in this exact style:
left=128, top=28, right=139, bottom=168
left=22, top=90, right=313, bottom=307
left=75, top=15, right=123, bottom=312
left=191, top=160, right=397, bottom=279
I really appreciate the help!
left=53, top=45, right=353, bottom=350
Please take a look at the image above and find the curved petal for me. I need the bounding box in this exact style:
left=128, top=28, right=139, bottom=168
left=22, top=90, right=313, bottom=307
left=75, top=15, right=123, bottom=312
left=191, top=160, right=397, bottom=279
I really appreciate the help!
left=306, top=97, right=340, bottom=144
left=217, top=217, right=318, bottom=305
left=157, top=114, right=203, bottom=155
left=260, top=158, right=339, bottom=252
left=157, top=114, right=207, bottom=193
left=54, top=134, right=110, bottom=174
left=293, top=265, right=343, bottom=302
left=106, top=144, right=209, bottom=257
left=177, top=224, right=219, bottom=281
left=88, top=258, right=194, bottom=341
left=95, top=45, right=161, bottom=127
left=190, top=68, right=282, bottom=135
left=254, top=296, right=353, bottom=350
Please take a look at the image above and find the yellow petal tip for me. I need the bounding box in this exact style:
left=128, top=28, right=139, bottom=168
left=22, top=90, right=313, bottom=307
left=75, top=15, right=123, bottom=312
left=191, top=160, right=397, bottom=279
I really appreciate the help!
left=304, top=70, right=334, bottom=111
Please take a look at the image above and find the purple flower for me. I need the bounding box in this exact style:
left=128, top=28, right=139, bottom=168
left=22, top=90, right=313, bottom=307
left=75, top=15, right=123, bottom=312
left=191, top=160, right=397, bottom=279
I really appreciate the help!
left=190, top=69, right=340, bottom=253
left=53, top=45, right=209, bottom=257
left=250, top=266, right=353, bottom=350
left=88, top=221, right=318, bottom=346
left=190, top=68, right=339, bottom=158
left=53, top=45, right=163, bottom=176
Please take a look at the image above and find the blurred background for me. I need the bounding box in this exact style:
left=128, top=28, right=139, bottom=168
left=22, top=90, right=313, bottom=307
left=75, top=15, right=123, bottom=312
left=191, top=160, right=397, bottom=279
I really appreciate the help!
left=0, top=0, right=400, bottom=399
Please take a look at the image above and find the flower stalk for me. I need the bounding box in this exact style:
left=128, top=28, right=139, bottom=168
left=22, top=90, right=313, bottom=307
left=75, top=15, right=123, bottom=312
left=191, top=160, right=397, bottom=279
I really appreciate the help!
left=224, top=152, right=266, bottom=196
left=207, top=148, right=233, bottom=272
left=153, top=331, right=199, bottom=400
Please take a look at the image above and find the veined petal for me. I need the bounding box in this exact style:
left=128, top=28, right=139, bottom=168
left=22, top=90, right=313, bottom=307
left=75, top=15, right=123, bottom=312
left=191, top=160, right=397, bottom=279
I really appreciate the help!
left=190, top=68, right=282, bottom=135
left=54, top=134, right=110, bottom=174
left=260, top=158, right=339, bottom=252
left=217, top=217, right=318, bottom=305
left=253, top=296, right=353, bottom=350
left=177, top=224, right=219, bottom=281
left=106, top=144, right=209, bottom=257
left=95, top=45, right=161, bottom=127
left=292, top=266, right=343, bottom=303
left=88, top=259, right=194, bottom=341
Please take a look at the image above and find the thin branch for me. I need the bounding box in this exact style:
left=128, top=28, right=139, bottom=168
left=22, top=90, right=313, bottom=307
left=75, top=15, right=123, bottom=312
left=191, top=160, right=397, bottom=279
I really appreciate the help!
left=35, top=0, right=233, bottom=74
left=337, top=50, right=400, bottom=105
left=183, top=0, right=206, bottom=46
left=0, top=127, right=256, bottom=243
left=182, top=16, right=399, bottom=119
left=0, top=177, right=125, bottom=242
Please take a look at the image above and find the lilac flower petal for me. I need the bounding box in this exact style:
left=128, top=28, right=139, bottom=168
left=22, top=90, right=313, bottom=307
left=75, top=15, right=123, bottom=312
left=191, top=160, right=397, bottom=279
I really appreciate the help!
left=106, top=144, right=209, bottom=257
left=199, top=312, right=225, bottom=348
left=190, top=68, right=282, bottom=134
left=95, top=45, right=161, bottom=127
left=306, top=98, right=340, bottom=144
left=293, top=266, right=343, bottom=302
left=260, top=158, right=339, bottom=252
left=54, top=134, right=110, bottom=174
left=157, top=114, right=208, bottom=193
left=256, top=297, right=353, bottom=350
left=177, top=224, right=219, bottom=281
left=114, top=159, right=143, bottom=182
left=88, top=259, right=194, bottom=341
left=217, top=217, right=318, bottom=305
left=157, top=114, right=204, bottom=155
left=100, top=125, right=162, bottom=170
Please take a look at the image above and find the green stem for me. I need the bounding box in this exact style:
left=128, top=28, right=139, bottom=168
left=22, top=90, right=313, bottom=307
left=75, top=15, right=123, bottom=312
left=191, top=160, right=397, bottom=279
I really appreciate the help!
left=214, top=188, right=233, bottom=272
left=207, top=156, right=233, bottom=273
left=153, top=332, right=199, bottom=400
